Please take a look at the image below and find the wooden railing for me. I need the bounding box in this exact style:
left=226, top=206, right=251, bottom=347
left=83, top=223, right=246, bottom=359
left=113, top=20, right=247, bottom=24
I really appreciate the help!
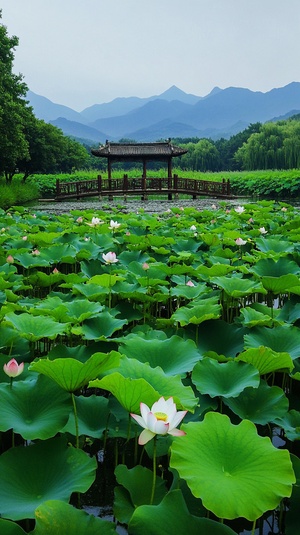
left=55, top=174, right=231, bottom=200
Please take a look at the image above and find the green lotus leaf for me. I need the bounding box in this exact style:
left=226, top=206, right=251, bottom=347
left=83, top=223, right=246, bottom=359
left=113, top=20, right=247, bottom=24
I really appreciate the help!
left=285, top=454, right=300, bottom=534
left=115, top=464, right=167, bottom=513
left=170, top=283, right=208, bottom=300
left=196, top=320, right=245, bottom=358
left=31, top=500, right=117, bottom=535
left=129, top=489, right=236, bottom=535
left=210, top=276, right=266, bottom=298
left=0, top=519, right=26, bottom=534
left=0, top=437, right=97, bottom=520
left=277, top=298, right=300, bottom=324
left=118, top=334, right=202, bottom=375
left=250, top=257, right=300, bottom=277
left=196, top=264, right=236, bottom=279
left=171, top=298, right=221, bottom=326
left=192, top=358, right=260, bottom=398
left=37, top=244, right=78, bottom=264
left=170, top=412, right=295, bottom=521
left=74, top=312, right=128, bottom=339
left=261, top=274, right=300, bottom=294
left=89, top=373, right=159, bottom=413
left=255, top=237, right=294, bottom=253
left=72, top=282, right=108, bottom=300
left=62, top=394, right=110, bottom=438
left=274, top=410, right=300, bottom=441
left=239, top=306, right=276, bottom=327
left=244, top=325, right=300, bottom=360
left=223, top=381, right=289, bottom=425
left=4, top=311, right=67, bottom=341
left=88, top=273, right=122, bottom=287
left=0, top=375, right=71, bottom=439
left=236, top=346, right=294, bottom=374
left=13, top=252, right=50, bottom=269
left=29, top=351, right=120, bottom=392
left=116, top=357, right=197, bottom=412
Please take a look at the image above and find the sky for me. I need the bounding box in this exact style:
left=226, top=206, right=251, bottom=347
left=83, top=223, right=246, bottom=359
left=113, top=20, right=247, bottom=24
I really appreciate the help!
left=1, top=0, right=300, bottom=112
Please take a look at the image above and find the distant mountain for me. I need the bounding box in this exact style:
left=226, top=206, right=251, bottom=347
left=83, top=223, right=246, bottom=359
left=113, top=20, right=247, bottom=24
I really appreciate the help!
left=50, top=118, right=107, bottom=143
left=26, top=82, right=300, bottom=144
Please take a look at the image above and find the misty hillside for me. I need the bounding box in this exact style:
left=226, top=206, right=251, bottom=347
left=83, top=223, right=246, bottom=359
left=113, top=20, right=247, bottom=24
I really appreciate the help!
left=27, top=82, right=300, bottom=143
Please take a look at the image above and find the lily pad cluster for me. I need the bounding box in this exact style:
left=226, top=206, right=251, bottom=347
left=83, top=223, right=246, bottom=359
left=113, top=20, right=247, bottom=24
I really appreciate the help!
left=0, top=200, right=299, bottom=534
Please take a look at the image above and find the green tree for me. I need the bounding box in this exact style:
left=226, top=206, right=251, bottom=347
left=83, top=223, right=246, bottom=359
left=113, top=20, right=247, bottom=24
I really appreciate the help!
left=0, top=10, right=32, bottom=181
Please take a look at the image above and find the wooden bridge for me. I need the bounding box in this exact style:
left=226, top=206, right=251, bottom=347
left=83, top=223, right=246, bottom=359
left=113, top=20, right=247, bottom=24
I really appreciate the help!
left=55, top=174, right=231, bottom=201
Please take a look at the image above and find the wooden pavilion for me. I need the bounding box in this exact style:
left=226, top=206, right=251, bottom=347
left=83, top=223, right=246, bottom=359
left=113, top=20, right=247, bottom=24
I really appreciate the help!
left=91, top=139, right=188, bottom=180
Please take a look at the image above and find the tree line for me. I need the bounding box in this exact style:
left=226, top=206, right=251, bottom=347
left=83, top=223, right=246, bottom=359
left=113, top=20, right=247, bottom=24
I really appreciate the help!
left=2, top=10, right=300, bottom=182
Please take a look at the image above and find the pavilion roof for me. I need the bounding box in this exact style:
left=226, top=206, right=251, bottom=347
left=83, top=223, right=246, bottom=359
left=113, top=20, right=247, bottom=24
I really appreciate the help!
left=91, top=140, right=187, bottom=159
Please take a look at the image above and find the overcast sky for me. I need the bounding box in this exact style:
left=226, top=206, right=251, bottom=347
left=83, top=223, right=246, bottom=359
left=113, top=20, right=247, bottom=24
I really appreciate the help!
left=1, top=0, right=300, bottom=111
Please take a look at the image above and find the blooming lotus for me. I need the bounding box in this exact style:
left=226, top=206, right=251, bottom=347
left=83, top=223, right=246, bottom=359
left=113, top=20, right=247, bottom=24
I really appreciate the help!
left=3, top=358, right=24, bottom=378
left=87, top=217, right=104, bottom=227
left=259, top=227, right=267, bottom=234
left=131, top=397, right=187, bottom=445
left=102, top=251, right=119, bottom=264
left=32, top=249, right=40, bottom=255
left=190, top=225, right=197, bottom=231
left=109, top=219, right=121, bottom=230
left=235, top=237, right=247, bottom=246
left=186, top=280, right=195, bottom=287
left=235, top=206, right=245, bottom=214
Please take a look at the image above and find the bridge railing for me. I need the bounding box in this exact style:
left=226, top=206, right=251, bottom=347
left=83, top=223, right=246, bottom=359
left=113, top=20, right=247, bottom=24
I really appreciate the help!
left=55, top=175, right=231, bottom=199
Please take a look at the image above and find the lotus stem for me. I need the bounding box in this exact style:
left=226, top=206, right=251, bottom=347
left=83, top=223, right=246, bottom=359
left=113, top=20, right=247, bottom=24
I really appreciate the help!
left=71, top=393, right=79, bottom=449
left=251, top=519, right=256, bottom=534
left=150, top=435, right=157, bottom=505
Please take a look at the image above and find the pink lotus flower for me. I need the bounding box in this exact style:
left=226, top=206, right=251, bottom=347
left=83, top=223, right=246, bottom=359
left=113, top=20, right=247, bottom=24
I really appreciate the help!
left=131, top=397, right=187, bottom=445
left=102, top=251, right=119, bottom=264
left=22, top=236, right=28, bottom=241
left=76, top=216, right=83, bottom=223
left=6, top=255, right=14, bottom=264
left=32, top=249, right=40, bottom=255
left=3, top=358, right=24, bottom=378
left=52, top=268, right=60, bottom=274
left=186, top=280, right=195, bottom=287
left=235, top=237, right=247, bottom=246
left=142, top=262, right=150, bottom=270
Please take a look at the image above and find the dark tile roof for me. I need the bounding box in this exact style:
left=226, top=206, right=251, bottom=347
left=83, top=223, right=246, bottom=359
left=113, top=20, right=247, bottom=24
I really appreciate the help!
left=91, top=140, right=187, bottom=159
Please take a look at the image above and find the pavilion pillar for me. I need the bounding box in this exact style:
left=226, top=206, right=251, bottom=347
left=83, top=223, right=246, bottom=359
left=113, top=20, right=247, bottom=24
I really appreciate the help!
left=108, top=158, right=113, bottom=201
left=168, top=157, right=172, bottom=200
left=142, top=159, right=147, bottom=200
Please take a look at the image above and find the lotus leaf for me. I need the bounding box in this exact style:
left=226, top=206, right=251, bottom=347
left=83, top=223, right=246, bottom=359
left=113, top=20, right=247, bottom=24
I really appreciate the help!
left=116, top=357, right=197, bottom=411
left=29, top=351, right=120, bottom=392
left=0, top=437, right=97, bottom=520
left=118, top=334, right=201, bottom=375
left=192, top=358, right=260, bottom=398
left=31, top=500, right=117, bottom=534
left=244, top=325, right=300, bottom=360
left=74, top=312, right=128, bottom=339
left=90, top=373, right=159, bottom=413
left=4, top=311, right=67, bottom=341
left=210, top=276, right=266, bottom=298
left=171, top=297, right=221, bottom=326
left=0, top=375, right=71, bottom=439
left=236, top=346, right=293, bottom=374
left=223, top=381, right=289, bottom=424
left=62, top=394, right=110, bottom=438
left=129, top=489, right=236, bottom=535
left=170, top=412, right=295, bottom=520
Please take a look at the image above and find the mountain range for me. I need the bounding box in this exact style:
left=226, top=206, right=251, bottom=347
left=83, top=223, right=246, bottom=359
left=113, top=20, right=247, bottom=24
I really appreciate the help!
left=26, top=82, right=300, bottom=144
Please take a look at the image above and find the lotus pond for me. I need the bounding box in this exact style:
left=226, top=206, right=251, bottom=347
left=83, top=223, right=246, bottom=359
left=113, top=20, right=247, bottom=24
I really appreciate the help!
left=0, top=200, right=300, bottom=535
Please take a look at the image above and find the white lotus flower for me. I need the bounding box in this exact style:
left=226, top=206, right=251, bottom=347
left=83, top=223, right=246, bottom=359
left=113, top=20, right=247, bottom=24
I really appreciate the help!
left=109, top=219, right=121, bottom=230
left=102, top=251, right=119, bottom=264
left=131, top=397, right=187, bottom=445
left=87, top=217, right=104, bottom=227
left=190, top=225, right=197, bottom=231
left=235, top=237, right=247, bottom=246
left=259, top=227, right=267, bottom=234
left=235, top=206, right=245, bottom=214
